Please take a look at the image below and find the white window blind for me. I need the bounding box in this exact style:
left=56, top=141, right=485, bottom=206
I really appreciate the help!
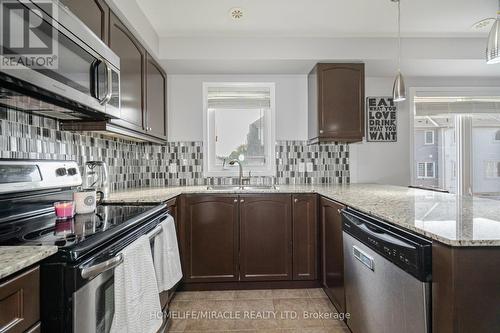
left=207, top=86, right=271, bottom=109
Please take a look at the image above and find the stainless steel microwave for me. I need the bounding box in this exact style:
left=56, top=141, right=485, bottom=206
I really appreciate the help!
left=0, top=0, right=120, bottom=119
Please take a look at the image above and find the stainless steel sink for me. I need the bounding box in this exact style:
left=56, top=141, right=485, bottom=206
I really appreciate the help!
left=206, top=185, right=278, bottom=191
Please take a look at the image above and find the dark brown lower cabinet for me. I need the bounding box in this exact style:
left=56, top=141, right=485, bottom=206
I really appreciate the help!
left=180, top=195, right=239, bottom=283
left=292, top=194, right=318, bottom=280
left=432, top=242, right=500, bottom=333
left=320, top=197, right=346, bottom=313
left=239, top=194, right=292, bottom=281
left=0, top=266, right=40, bottom=333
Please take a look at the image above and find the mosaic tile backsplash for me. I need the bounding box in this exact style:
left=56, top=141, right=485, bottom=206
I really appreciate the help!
left=0, top=107, right=350, bottom=191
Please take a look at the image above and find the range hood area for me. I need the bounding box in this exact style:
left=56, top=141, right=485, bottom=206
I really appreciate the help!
left=0, top=78, right=166, bottom=144
left=60, top=121, right=167, bottom=144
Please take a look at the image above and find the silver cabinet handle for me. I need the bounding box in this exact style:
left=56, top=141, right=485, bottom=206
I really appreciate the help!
left=81, top=253, right=123, bottom=279
left=234, top=199, right=238, bottom=203
left=319, top=129, right=324, bottom=134
left=240, top=199, right=245, bottom=203
left=294, top=198, right=298, bottom=203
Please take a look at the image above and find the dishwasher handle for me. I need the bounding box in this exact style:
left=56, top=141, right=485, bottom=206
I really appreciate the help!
left=343, top=211, right=416, bottom=250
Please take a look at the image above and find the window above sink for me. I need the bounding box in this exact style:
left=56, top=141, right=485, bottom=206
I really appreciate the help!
left=203, top=82, right=276, bottom=177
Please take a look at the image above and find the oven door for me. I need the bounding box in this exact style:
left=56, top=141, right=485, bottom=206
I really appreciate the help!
left=73, top=268, right=116, bottom=333
left=0, top=0, right=120, bottom=119
left=73, top=215, right=171, bottom=333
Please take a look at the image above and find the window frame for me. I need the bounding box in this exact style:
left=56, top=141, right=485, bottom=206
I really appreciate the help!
left=484, top=160, right=500, bottom=179
left=202, top=82, right=276, bottom=177
left=493, top=130, right=500, bottom=143
left=417, top=162, right=436, bottom=179
left=410, top=86, right=500, bottom=194
left=424, top=130, right=435, bottom=145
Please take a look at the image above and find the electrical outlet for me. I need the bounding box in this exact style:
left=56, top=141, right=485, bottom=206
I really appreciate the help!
left=306, top=162, right=314, bottom=172
left=298, top=163, right=305, bottom=172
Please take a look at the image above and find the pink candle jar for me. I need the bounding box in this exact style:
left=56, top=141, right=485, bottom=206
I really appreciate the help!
left=54, top=201, right=75, bottom=219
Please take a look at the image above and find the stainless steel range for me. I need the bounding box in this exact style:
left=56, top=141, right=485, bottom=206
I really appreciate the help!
left=0, top=159, right=171, bottom=333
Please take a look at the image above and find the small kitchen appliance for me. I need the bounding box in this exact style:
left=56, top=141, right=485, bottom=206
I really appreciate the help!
left=84, top=161, right=110, bottom=200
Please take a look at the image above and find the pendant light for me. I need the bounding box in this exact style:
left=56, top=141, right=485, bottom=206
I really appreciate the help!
left=486, top=1, right=500, bottom=64
left=391, top=0, right=406, bottom=102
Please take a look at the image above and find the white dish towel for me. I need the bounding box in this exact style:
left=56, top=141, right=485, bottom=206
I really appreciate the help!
left=153, top=215, right=183, bottom=291
left=110, top=235, right=162, bottom=333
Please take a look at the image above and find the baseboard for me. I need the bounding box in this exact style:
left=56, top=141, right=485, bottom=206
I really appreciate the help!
left=178, top=280, right=321, bottom=291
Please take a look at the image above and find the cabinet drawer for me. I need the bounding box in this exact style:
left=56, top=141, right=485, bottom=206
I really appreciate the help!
left=0, top=266, right=40, bottom=333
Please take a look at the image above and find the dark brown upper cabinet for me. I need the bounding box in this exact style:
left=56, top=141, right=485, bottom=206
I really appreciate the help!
left=320, top=197, right=346, bottom=313
left=145, top=54, right=167, bottom=139
left=108, top=12, right=145, bottom=132
left=239, top=194, right=293, bottom=281
left=180, top=195, right=239, bottom=283
left=308, top=63, right=365, bottom=143
left=292, top=194, right=318, bottom=280
left=61, top=0, right=109, bottom=44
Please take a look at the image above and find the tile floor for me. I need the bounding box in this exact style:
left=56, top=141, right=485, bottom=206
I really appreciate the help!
left=167, top=289, right=350, bottom=332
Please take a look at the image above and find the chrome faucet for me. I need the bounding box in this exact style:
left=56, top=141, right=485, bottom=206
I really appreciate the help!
left=228, top=159, right=243, bottom=187
left=228, top=159, right=251, bottom=188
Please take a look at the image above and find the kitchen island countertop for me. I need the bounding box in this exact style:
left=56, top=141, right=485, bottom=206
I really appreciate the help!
left=106, top=184, right=500, bottom=247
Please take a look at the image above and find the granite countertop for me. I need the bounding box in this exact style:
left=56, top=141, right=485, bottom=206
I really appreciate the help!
left=106, top=184, right=500, bottom=247
left=0, top=246, right=58, bottom=280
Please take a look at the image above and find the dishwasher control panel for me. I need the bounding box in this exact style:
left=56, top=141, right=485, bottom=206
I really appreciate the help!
left=342, top=208, right=432, bottom=282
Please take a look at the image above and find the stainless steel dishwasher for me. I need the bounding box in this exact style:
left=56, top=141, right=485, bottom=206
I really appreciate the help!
left=342, top=208, right=432, bottom=333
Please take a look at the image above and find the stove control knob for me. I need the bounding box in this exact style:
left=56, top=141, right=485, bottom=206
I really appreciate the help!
left=56, top=167, right=67, bottom=176
left=67, top=168, right=78, bottom=176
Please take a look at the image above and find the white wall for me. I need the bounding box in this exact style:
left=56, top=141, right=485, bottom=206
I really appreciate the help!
left=168, top=74, right=500, bottom=186
left=168, top=74, right=308, bottom=141
left=350, top=77, right=500, bottom=186
left=349, top=77, right=410, bottom=185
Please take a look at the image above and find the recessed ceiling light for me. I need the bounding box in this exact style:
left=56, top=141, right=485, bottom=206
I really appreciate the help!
left=229, top=7, right=244, bottom=20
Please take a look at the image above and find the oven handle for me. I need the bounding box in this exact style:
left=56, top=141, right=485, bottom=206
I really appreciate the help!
left=81, top=253, right=123, bottom=279
left=80, top=224, right=164, bottom=279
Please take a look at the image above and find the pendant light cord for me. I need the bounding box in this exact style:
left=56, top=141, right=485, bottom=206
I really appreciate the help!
left=397, top=0, right=401, bottom=72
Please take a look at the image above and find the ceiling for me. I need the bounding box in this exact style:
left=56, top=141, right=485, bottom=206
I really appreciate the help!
left=136, top=0, right=497, bottom=38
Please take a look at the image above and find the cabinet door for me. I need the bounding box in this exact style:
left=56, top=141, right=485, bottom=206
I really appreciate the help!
left=62, top=0, right=109, bottom=43
left=317, top=63, right=365, bottom=142
left=181, top=195, right=239, bottom=283
left=292, top=194, right=318, bottom=280
left=320, top=197, right=346, bottom=312
left=239, top=194, right=292, bottom=281
left=145, top=54, right=167, bottom=138
left=109, top=13, right=145, bottom=131
left=0, top=266, right=39, bottom=333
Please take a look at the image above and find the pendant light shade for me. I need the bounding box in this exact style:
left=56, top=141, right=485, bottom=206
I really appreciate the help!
left=392, top=71, right=406, bottom=102
left=486, top=12, right=500, bottom=64
left=391, top=0, right=406, bottom=102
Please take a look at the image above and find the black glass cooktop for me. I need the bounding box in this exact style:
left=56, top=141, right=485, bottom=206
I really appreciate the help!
left=0, top=204, right=155, bottom=248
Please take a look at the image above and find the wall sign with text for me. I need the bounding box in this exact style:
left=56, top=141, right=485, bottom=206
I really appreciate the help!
left=366, top=97, right=397, bottom=142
